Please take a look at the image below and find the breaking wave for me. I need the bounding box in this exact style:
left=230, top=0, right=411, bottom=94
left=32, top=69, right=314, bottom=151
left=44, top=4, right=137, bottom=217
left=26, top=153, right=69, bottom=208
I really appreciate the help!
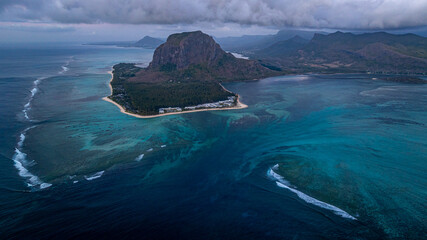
left=22, top=77, right=45, bottom=121
left=12, top=57, right=75, bottom=189
left=135, top=153, right=144, bottom=161
left=267, top=164, right=356, bottom=220
left=58, top=65, right=69, bottom=74
left=85, top=171, right=104, bottom=181
left=12, top=127, right=52, bottom=190
left=58, top=57, right=73, bottom=74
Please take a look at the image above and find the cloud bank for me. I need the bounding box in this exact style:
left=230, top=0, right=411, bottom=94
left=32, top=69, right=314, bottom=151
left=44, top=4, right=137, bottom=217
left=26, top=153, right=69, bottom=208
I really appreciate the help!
left=1, top=0, right=426, bottom=29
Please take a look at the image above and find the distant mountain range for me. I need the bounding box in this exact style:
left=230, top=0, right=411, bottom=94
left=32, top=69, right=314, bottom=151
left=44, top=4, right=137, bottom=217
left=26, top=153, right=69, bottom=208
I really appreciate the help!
left=254, top=35, right=309, bottom=58
left=216, top=29, right=327, bottom=53
left=86, top=36, right=164, bottom=49
left=245, top=31, right=427, bottom=74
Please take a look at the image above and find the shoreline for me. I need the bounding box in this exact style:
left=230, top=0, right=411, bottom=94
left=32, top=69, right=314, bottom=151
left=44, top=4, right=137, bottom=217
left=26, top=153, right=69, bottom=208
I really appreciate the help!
left=102, top=70, right=248, bottom=119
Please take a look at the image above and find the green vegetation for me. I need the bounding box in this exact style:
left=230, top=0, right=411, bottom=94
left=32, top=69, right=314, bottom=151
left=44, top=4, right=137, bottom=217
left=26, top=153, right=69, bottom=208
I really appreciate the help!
left=249, top=31, right=427, bottom=75
left=109, top=63, right=235, bottom=115
left=126, top=81, right=234, bottom=115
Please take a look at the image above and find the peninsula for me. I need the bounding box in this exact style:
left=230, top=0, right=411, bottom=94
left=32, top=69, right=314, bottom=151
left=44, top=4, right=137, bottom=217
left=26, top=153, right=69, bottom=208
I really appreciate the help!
left=104, top=31, right=278, bottom=117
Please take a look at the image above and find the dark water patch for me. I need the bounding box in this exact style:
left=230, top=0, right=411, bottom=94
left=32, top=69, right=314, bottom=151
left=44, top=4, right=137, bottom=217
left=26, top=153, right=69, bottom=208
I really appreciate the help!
left=73, top=95, right=104, bottom=102
left=371, top=117, right=425, bottom=126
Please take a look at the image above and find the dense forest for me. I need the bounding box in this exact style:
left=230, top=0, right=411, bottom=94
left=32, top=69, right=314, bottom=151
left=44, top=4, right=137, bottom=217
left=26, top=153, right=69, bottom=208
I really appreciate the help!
left=109, top=63, right=235, bottom=115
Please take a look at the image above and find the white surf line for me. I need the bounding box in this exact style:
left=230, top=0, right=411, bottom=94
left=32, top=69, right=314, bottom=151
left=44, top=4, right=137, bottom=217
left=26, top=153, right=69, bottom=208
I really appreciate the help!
left=58, top=65, right=69, bottom=74
left=84, top=171, right=105, bottom=181
left=12, top=127, right=52, bottom=190
left=22, top=77, right=46, bottom=121
left=267, top=164, right=356, bottom=220
left=135, top=153, right=144, bottom=161
left=58, top=56, right=73, bottom=74
left=14, top=58, right=74, bottom=189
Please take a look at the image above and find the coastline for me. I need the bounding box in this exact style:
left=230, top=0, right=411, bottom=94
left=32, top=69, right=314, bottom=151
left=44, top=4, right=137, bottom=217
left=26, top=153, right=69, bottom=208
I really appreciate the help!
left=102, top=70, right=248, bottom=119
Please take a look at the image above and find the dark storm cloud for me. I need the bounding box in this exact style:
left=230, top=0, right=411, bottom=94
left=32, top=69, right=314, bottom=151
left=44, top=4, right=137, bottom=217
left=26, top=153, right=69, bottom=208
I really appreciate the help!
left=1, top=0, right=426, bottom=29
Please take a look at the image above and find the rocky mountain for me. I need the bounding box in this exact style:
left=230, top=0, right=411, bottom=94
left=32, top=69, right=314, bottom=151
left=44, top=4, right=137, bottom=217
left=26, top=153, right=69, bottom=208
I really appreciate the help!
left=146, top=30, right=276, bottom=82
left=133, top=36, right=164, bottom=49
left=149, top=31, right=225, bottom=69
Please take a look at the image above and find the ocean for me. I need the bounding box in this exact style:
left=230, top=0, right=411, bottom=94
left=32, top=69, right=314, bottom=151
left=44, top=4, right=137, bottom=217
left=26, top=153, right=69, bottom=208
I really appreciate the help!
left=0, top=43, right=426, bottom=239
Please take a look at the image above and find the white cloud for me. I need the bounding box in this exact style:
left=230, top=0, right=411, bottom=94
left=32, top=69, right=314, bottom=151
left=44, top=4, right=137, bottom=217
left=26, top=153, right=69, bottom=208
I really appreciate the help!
left=1, top=0, right=426, bottom=29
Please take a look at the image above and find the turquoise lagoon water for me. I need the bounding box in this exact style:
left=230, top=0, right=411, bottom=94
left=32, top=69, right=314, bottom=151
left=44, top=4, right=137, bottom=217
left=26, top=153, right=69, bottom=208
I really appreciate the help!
left=0, top=43, right=426, bottom=239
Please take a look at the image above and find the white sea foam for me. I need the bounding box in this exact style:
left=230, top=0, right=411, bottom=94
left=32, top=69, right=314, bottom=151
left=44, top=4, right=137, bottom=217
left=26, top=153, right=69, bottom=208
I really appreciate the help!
left=22, top=77, right=45, bottom=121
left=135, top=153, right=144, bottom=161
left=58, top=59, right=71, bottom=74
left=58, top=65, right=69, bottom=74
left=40, top=183, right=53, bottom=189
left=267, top=164, right=291, bottom=186
left=12, top=127, right=52, bottom=190
left=267, top=165, right=356, bottom=220
left=84, top=171, right=104, bottom=181
left=17, top=133, right=26, bottom=148
left=160, top=145, right=166, bottom=148
left=147, top=148, right=153, bottom=152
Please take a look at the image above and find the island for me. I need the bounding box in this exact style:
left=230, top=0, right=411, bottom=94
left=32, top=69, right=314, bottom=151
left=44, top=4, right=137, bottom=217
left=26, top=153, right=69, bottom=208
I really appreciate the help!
left=85, top=35, right=164, bottom=49
left=103, top=31, right=278, bottom=118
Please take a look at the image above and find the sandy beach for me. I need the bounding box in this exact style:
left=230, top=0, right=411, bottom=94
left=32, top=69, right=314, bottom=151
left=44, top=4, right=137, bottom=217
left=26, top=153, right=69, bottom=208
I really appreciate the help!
left=102, top=71, right=248, bottom=119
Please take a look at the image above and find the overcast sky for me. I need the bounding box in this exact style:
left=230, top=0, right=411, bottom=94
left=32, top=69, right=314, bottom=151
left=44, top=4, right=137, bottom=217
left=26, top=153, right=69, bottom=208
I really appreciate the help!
left=1, top=0, right=426, bottom=42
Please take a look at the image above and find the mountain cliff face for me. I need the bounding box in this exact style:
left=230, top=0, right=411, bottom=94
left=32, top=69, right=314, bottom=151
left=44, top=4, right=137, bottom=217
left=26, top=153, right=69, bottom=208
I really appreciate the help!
left=145, top=31, right=276, bottom=81
left=149, top=31, right=224, bottom=69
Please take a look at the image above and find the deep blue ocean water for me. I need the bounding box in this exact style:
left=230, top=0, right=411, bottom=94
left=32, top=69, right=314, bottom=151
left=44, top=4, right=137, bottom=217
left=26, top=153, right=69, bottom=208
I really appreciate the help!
left=0, top=43, right=426, bottom=239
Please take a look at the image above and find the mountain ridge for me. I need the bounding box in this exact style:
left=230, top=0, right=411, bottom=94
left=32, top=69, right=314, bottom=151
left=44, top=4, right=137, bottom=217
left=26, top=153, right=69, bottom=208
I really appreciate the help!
left=253, top=31, right=427, bottom=74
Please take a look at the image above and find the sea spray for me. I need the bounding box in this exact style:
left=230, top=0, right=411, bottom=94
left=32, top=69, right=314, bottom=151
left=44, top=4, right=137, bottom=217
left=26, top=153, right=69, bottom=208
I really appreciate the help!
left=268, top=164, right=356, bottom=220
